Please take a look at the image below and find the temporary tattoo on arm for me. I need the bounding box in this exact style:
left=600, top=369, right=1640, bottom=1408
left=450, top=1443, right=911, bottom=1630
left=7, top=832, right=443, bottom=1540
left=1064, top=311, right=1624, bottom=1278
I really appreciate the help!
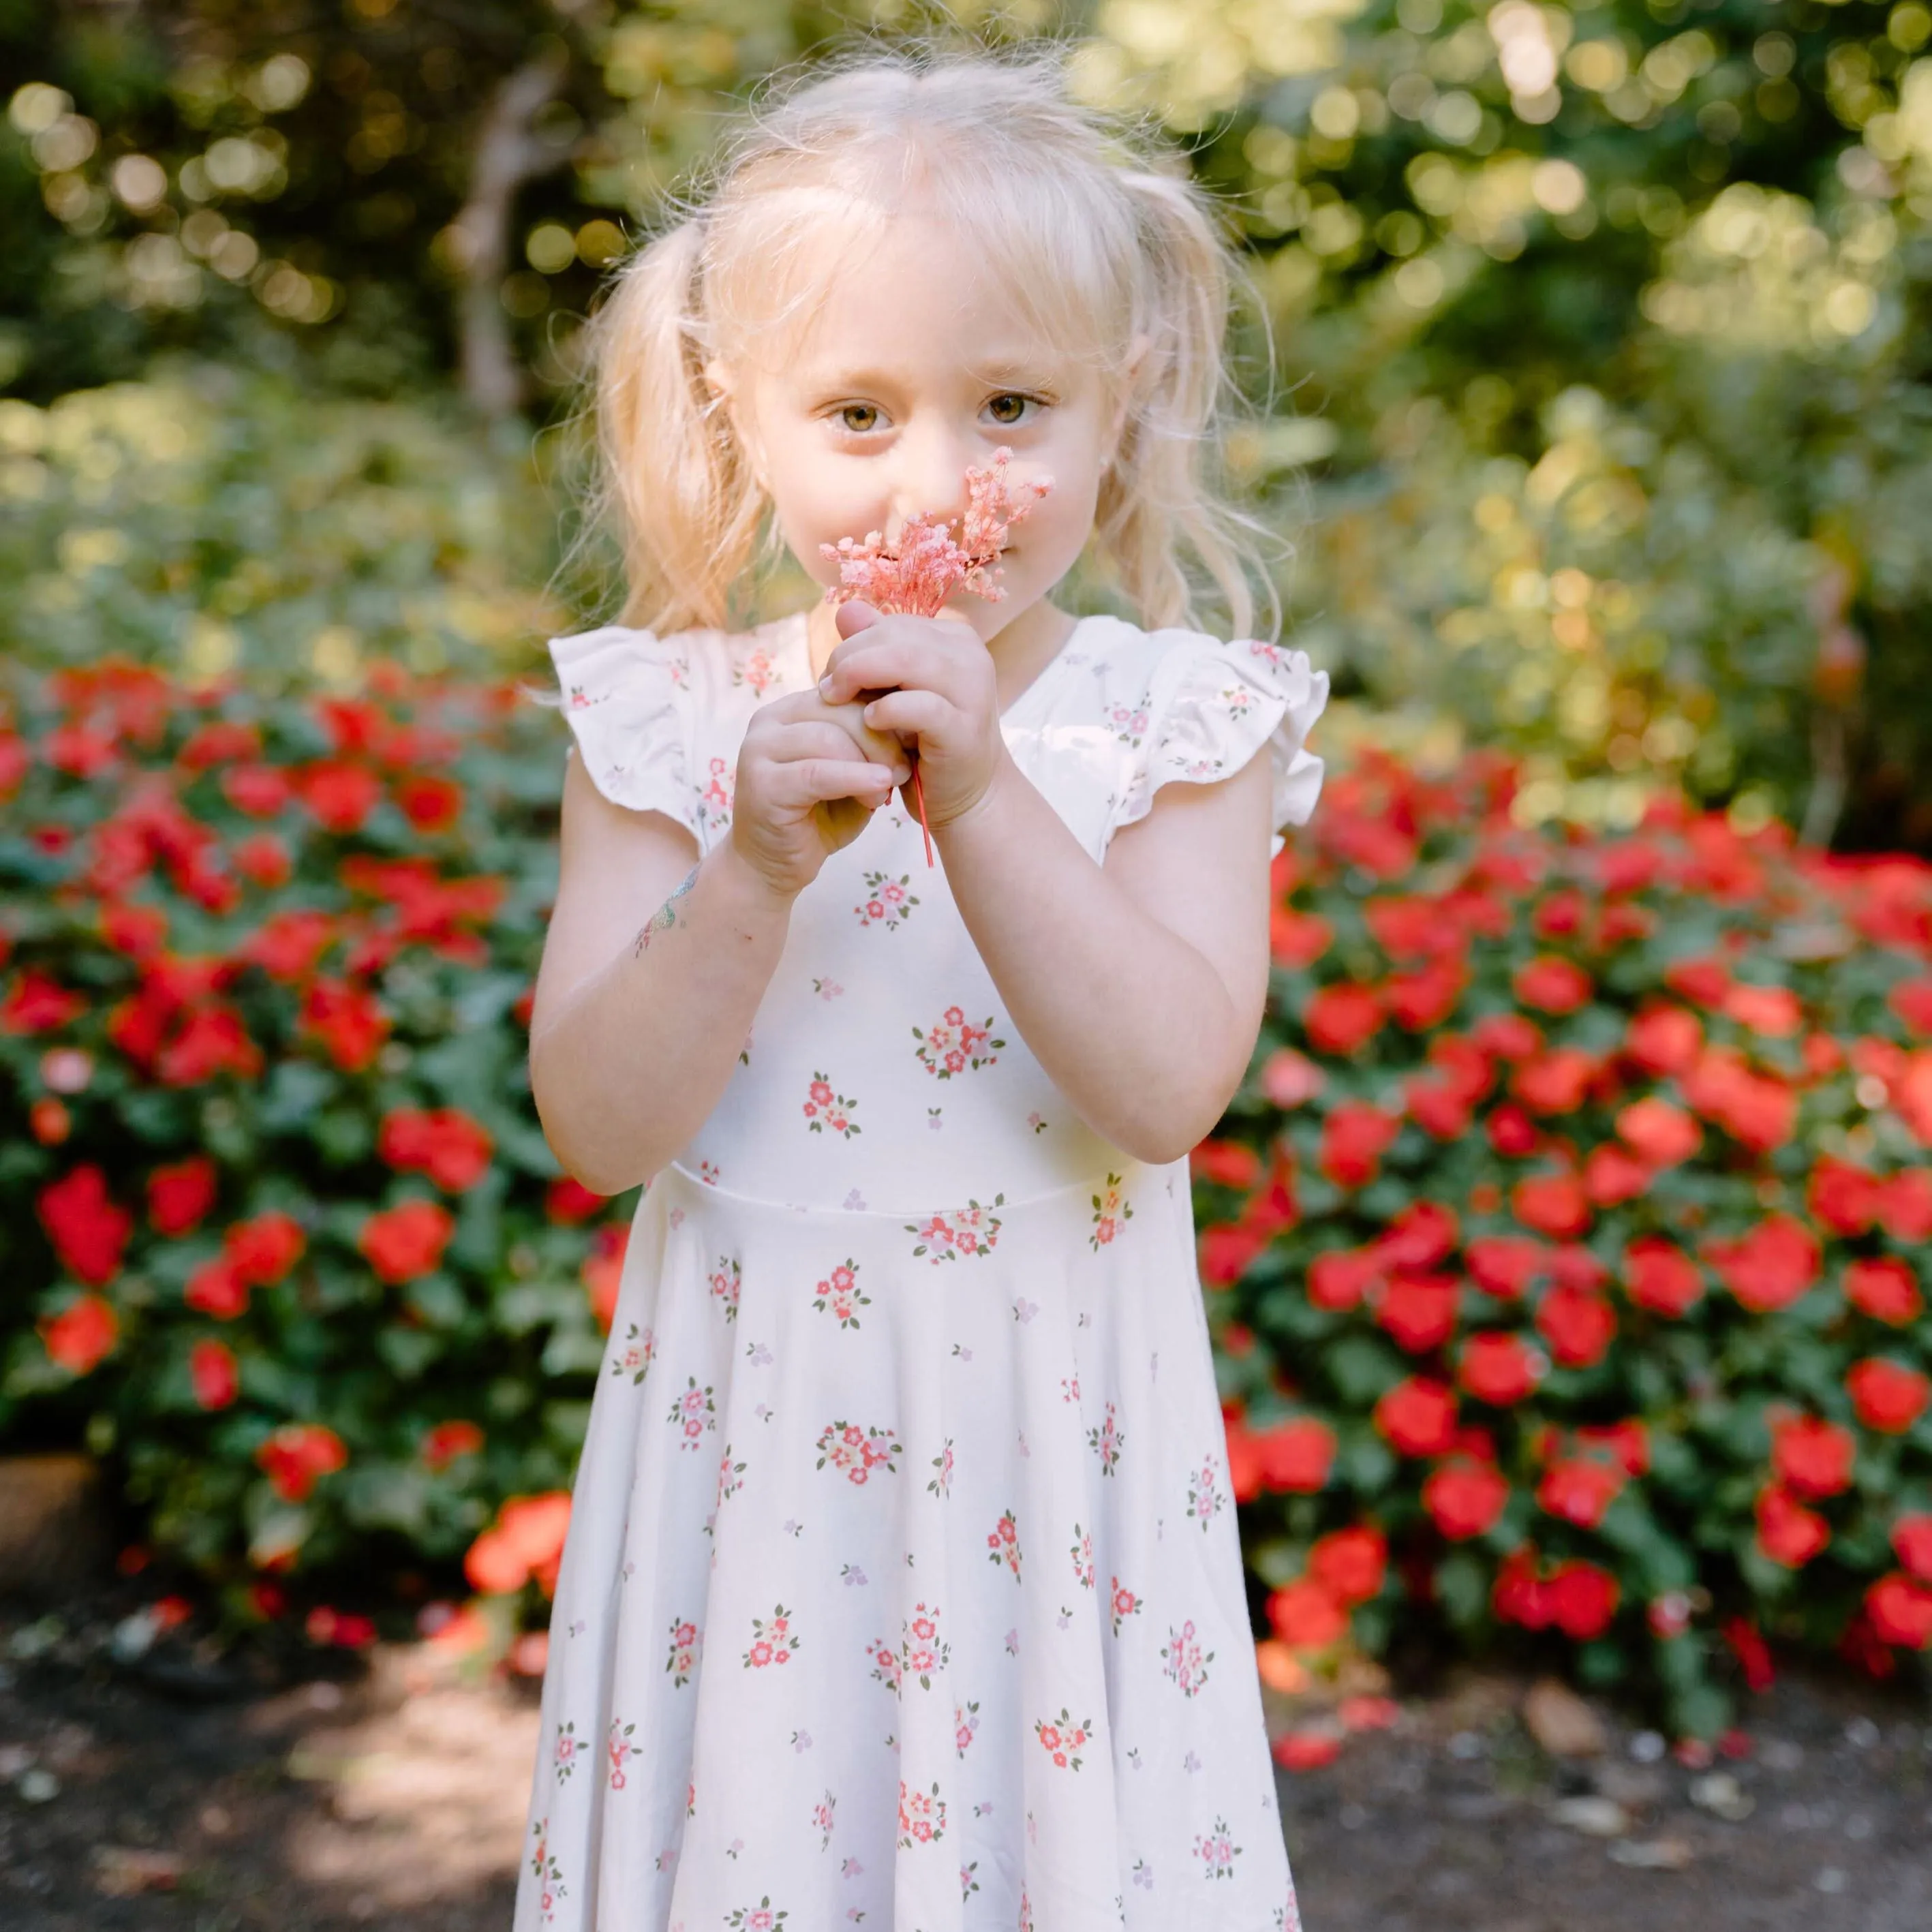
left=633, top=865, right=700, bottom=957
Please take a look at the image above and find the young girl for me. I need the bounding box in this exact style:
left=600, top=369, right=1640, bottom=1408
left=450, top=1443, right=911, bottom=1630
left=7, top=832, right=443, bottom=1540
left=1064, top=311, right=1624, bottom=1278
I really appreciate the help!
left=518, top=40, right=1327, bottom=1932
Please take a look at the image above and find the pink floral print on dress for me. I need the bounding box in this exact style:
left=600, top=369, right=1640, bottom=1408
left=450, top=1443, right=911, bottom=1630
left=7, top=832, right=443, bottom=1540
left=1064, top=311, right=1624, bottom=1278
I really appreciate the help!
left=1161, top=1617, right=1215, bottom=1697
left=853, top=870, right=919, bottom=931
left=911, top=1005, right=1005, bottom=1079
left=707, top=1254, right=741, bottom=1321
left=609, top=1322, right=654, bottom=1385
left=1195, top=1818, right=1242, bottom=1880
left=1034, top=1708, right=1093, bottom=1770
left=743, top=1604, right=799, bottom=1669
left=801, top=1073, right=861, bottom=1138
left=667, top=1376, right=716, bottom=1449
left=813, top=1420, right=902, bottom=1484
left=906, top=1195, right=1005, bottom=1263
left=1109, top=1574, right=1143, bottom=1638
left=1185, top=1454, right=1225, bottom=1529
left=1070, top=1524, right=1094, bottom=1591
left=897, top=1777, right=947, bottom=1847
left=1090, top=1171, right=1134, bottom=1249
left=664, top=1616, right=701, bottom=1687
left=900, top=1601, right=949, bottom=1689
left=527, top=1818, right=564, bottom=1924
left=607, top=1717, right=637, bottom=1789
left=986, top=1507, right=1021, bottom=1580
left=1088, top=1398, right=1125, bottom=1475
left=811, top=1257, right=870, bottom=1328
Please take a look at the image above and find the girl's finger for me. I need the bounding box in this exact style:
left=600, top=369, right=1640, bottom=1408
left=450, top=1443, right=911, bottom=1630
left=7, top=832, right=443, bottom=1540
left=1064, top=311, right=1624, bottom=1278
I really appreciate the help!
left=821, top=639, right=976, bottom=712
left=766, top=717, right=904, bottom=770
left=767, top=758, right=905, bottom=810
left=854, top=690, right=954, bottom=742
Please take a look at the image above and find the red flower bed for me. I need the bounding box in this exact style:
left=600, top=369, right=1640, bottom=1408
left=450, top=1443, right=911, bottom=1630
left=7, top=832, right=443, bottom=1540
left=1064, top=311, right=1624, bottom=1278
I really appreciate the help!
left=1200, top=748, right=1932, bottom=1736
left=0, top=659, right=622, bottom=1627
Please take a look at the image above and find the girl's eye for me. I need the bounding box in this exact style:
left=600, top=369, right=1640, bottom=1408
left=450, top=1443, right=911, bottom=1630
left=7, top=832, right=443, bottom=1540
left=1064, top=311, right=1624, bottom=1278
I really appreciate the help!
left=985, top=393, right=1042, bottom=427
left=837, top=403, right=881, bottom=434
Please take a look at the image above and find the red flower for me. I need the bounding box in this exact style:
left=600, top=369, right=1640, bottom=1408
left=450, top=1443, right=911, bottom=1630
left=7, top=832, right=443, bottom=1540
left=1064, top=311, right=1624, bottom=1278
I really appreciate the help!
left=1376, top=1273, right=1459, bottom=1353
left=256, top=1423, right=348, bottom=1503
left=1310, top=1526, right=1387, bottom=1605
left=1471, top=1013, right=1543, bottom=1062
left=1511, top=1048, right=1596, bottom=1116
left=1514, top=955, right=1593, bottom=1015
left=397, top=774, right=464, bottom=833
left=232, top=832, right=293, bottom=889
left=1722, top=983, right=1803, bottom=1038
left=219, top=1210, right=304, bottom=1286
left=1846, top=1358, right=1931, bottom=1435
left=1809, top=1157, right=1882, bottom=1236
left=1272, top=1730, right=1343, bottom=1770
left=1543, top=1561, right=1620, bottom=1640
left=189, top=1339, right=239, bottom=1410
left=1404, top=1074, right=1471, bottom=1140
left=421, top=1420, right=487, bottom=1469
left=1682, top=1048, right=1796, bottom=1152
left=178, top=718, right=262, bottom=769
left=1304, top=982, right=1383, bottom=1055
left=1664, top=955, right=1730, bottom=1007
left=1374, top=1377, right=1457, bottom=1457
left=1266, top=1581, right=1349, bottom=1651
left=1200, top=1220, right=1268, bottom=1287
left=1865, top=1574, right=1932, bottom=1649
left=1576, top=1418, right=1650, bottom=1476
left=356, top=1199, right=455, bottom=1284
left=1385, top=960, right=1467, bottom=1030
left=1255, top=1417, right=1337, bottom=1492
left=581, top=1223, right=628, bottom=1332
left=1422, top=1460, right=1510, bottom=1539
left=37, top=1165, right=133, bottom=1285
left=1485, top=1104, right=1540, bottom=1156
left=147, top=1156, right=218, bottom=1236
left=1457, top=1331, right=1546, bottom=1406
left=545, top=1176, right=608, bottom=1224
left=1376, top=1200, right=1459, bottom=1269
left=301, top=761, right=382, bottom=834
left=378, top=1107, right=495, bottom=1191
left=1318, top=1103, right=1400, bottom=1189
left=1538, top=1458, right=1625, bottom=1529
left=1892, top=1514, right=1932, bottom=1583
left=1270, top=908, right=1333, bottom=969
left=1616, top=1097, right=1701, bottom=1167
left=222, top=763, right=292, bottom=816
left=38, top=1293, right=119, bottom=1375
left=1492, top=1547, right=1550, bottom=1628
left=245, top=910, right=337, bottom=982
left=1770, top=1415, right=1855, bottom=1499
left=1308, top=1247, right=1379, bottom=1312
left=1, top=968, right=86, bottom=1034
left=1512, top=1171, right=1591, bottom=1239
left=1624, top=1002, right=1702, bottom=1075
left=1722, top=1616, right=1775, bottom=1692
left=1467, top=1236, right=1544, bottom=1300
left=1535, top=1286, right=1616, bottom=1368
left=1621, top=1236, right=1704, bottom=1319
left=1843, top=1257, right=1922, bottom=1325
left=156, top=1004, right=263, bottom=1086
left=299, top=978, right=390, bottom=1073
left=1705, top=1215, right=1819, bottom=1313
left=1191, top=1139, right=1261, bottom=1190
left=1583, top=1144, right=1651, bottom=1206
left=1879, top=1169, right=1932, bottom=1241
left=185, top=1258, right=249, bottom=1319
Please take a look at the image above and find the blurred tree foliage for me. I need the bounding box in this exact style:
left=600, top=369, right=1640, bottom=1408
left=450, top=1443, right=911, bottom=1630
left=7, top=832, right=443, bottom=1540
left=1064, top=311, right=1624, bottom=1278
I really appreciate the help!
left=3, top=0, right=1929, bottom=843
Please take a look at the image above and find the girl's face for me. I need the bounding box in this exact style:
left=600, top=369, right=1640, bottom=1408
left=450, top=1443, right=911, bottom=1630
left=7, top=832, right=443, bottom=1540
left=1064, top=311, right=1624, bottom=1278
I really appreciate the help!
left=707, top=202, right=1136, bottom=643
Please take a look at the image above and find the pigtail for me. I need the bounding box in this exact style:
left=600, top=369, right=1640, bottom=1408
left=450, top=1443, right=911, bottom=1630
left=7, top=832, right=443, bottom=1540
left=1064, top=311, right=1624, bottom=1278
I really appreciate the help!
left=1092, top=167, right=1284, bottom=647
left=579, top=219, right=764, bottom=637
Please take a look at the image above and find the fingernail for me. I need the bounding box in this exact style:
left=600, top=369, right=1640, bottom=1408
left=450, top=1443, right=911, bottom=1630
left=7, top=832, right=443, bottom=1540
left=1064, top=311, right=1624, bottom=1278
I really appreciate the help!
left=817, top=674, right=833, bottom=697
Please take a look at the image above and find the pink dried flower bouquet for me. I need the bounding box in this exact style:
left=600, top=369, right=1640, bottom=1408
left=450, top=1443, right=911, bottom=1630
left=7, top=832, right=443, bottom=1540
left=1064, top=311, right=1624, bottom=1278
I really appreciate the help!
left=818, top=447, right=1054, bottom=865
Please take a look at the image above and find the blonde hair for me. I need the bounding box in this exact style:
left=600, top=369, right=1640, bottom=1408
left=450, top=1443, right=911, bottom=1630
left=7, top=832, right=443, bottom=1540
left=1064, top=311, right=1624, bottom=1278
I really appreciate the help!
left=559, top=33, right=1285, bottom=645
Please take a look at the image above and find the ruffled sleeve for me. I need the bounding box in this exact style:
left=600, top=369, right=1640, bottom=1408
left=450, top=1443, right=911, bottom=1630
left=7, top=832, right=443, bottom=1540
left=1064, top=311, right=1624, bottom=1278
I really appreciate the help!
left=1103, top=632, right=1330, bottom=861
left=547, top=624, right=709, bottom=848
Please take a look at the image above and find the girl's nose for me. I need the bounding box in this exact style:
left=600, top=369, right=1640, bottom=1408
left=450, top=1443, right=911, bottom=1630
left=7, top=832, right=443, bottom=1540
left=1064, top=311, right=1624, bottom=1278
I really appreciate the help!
left=888, top=423, right=974, bottom=532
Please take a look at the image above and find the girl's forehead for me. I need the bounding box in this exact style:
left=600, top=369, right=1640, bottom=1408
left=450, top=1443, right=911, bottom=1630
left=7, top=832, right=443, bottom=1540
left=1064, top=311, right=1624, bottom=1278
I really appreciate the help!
left=716, top=182, right=1115, bottom=388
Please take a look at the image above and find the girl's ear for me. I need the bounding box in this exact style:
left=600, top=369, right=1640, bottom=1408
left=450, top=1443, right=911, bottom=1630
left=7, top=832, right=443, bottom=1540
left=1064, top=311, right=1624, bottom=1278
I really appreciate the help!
left=703, top=357, right=770, bottom=493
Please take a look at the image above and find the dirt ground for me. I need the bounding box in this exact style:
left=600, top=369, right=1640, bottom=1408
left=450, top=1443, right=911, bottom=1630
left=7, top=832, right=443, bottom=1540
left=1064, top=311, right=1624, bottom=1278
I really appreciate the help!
left=2, top=1580, right=1929, bottom=1932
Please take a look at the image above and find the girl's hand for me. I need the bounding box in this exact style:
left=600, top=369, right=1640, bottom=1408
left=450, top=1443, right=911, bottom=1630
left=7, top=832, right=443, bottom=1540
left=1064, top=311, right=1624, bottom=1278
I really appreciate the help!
left=815, top=600, right=1014, bottom=831
left=730, top=689, right=912, bottom=898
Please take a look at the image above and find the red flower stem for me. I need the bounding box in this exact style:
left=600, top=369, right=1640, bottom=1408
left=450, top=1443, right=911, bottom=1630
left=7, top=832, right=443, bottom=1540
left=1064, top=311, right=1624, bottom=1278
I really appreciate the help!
left=910, top=762, right=934, bottom=867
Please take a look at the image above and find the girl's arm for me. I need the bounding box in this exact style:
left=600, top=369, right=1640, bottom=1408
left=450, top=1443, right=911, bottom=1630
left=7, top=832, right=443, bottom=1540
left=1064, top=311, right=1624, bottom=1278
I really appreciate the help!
left=933, top=748, right=1275, bottom=1166
left=527, top=748, right=794, bottom=1196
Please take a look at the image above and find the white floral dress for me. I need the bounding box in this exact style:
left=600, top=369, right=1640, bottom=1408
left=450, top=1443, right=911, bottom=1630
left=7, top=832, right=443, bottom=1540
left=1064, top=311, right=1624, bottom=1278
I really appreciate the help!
left=517, top=604, right=1328, bottom=1932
